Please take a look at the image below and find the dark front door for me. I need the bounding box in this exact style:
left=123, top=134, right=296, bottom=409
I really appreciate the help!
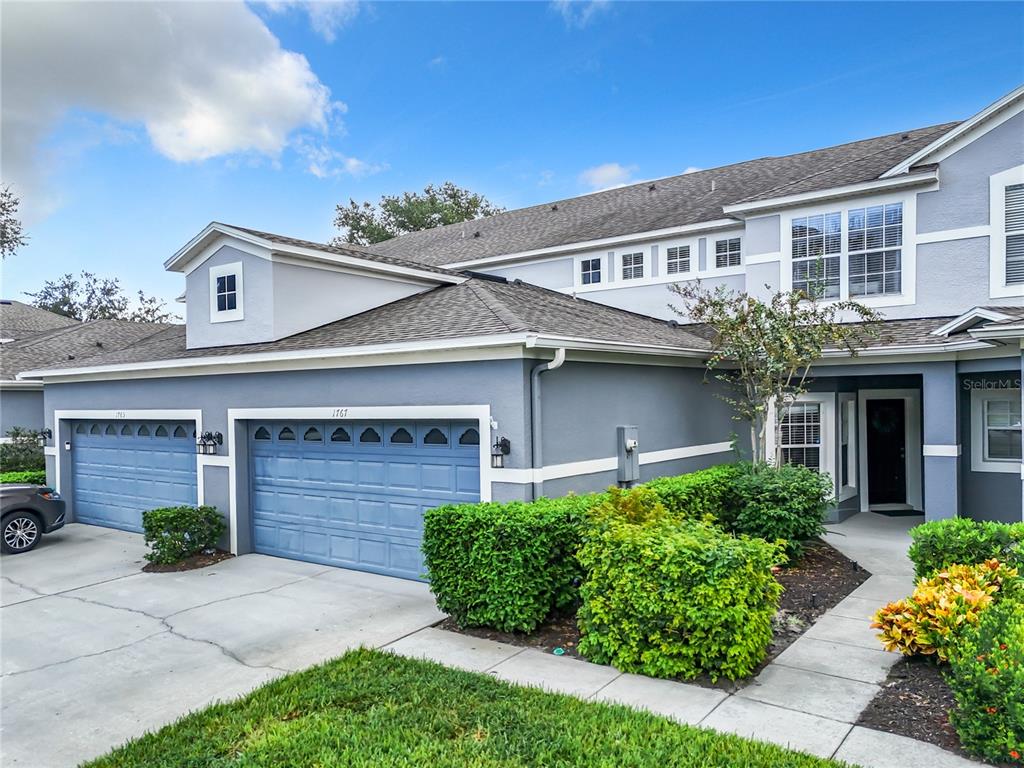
left=866, top=399, right=907, bottom=505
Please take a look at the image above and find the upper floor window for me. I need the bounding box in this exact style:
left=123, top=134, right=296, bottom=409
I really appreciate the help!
left=209, top=262, right=243, bottom=322
left=848, top=203, right=902, bottom=297
left=791, top=213, right=840, bottom=299
left=581, top=258, right=602, bottom=285
left=666, top=245, right=690, bottom=275
left=621, top=252, right=644, bottom=280
left=1005, top=183, right=1024, bottom=285
left=715, top=238, right=741, bottom=268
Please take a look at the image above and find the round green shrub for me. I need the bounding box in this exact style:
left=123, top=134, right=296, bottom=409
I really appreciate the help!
left=908, top=518, right=1024, bottom=578
left=141, top=505, right=226, bottom=565
left=577, top=487, right=785, bottom=682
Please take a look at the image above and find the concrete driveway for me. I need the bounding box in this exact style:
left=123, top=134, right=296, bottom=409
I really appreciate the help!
left=0, top=524, right=443, bottom=767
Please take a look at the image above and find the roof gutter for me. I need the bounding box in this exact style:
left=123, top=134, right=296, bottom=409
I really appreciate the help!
left=721, top=168, right=939, bottom=217
left=530, top=347, right=566, bottom=500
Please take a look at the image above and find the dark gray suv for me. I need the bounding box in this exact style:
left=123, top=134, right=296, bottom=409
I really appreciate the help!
left=1, top=485, right=66, bottom=554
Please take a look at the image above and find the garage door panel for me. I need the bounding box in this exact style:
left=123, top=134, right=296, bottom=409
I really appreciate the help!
left=250, top=420, right=480, bottom=580
left=71, top=421, right=197, bottom=532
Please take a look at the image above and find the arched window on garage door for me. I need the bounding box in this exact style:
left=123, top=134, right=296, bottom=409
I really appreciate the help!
left=423, top=427, right=448, bottom=446
left=458, top=427, right=480, bottom=446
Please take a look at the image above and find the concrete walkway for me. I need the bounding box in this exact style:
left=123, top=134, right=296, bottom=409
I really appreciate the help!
left=387, top=512, right=981, bottom=767
left=1, top=524, right=443, bottom=767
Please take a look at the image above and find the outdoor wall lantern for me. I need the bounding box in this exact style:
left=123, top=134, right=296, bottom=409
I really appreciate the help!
left=37, top=428, right=53, bottom=447
left=491, top=436, right=511, bottom=469
left=196, top=430, right=223, bottom=455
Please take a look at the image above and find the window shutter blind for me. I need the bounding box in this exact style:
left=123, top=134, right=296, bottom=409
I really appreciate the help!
left=1006, top=184, right=1024, bottom=232
left=1006, top=185, right=1024, bottom=285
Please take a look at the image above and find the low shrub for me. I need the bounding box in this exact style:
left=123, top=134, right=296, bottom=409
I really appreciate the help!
left=946, top=599, right=1024, bottom=765
left=722, top=462, right=832, bottom=558
left=422, top=492, right=605, bottom=633
left=577, top=487, right=785, bottom=681
left=644, top=464, right=739, bottom=523
left=872, top=560, right=1021, bottom=661
left=908, top=518, right=1024, bottom=578
left=141, top=505, right=226, bottom=565
left=0, top=470, right=47, bottom=485
left=0, top=427, right=45, bottom=473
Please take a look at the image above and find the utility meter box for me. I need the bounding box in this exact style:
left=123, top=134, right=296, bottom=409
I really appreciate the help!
left=617, top=425, right=640, bottom=486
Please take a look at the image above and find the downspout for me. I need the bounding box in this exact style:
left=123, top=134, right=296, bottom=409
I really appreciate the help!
left=530, top=347, right=566, bottom=501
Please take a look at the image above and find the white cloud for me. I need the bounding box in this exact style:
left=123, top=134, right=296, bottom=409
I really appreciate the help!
left=261, top=1, right=360, bottom=43
left=295, top=138, right=387, bottom=179
left=683, top=166, right=703, bottom=175
left=0, top=1, right=354, bottom=222
left=578, top=162, right=637, bottom=191
left=428, top=55, right=447, bottom=69
left=550, top=0, right=610, bottom=28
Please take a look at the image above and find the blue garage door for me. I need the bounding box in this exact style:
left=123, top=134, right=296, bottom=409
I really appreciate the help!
left=71, top=420, right=198, bottom=532
left=250, top=420, right=481, bottom=580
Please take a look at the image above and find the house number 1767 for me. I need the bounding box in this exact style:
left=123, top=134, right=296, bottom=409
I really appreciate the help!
left=331, top=408, right=349, bottom=418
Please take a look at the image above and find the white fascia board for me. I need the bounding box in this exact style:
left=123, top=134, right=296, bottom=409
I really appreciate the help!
left=166, top=223, right=463, bottom=285
left=721, top=170, right=939, bottom=217
left=442, top=219, right=740, bottom=269
left=968, top=324, right=1024, bottom=341
left=0, top=379, right=44, bottom=390
left=20, top=333, right=535, bottom=381
left=931, top=308, right=1014, bottom=337
left=818, top=338, right=996, bottom=360
left=527, top=334, right=708, bottom=358
left=881, top=85, right=1024, bottom=178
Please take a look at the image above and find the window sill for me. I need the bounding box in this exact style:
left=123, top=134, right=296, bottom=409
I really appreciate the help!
left=970, top=459, right=1021, bottom=474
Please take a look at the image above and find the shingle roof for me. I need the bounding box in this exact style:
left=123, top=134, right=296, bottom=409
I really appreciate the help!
left=3, top=319, right=175, bottom=380
left=26, top=278, right=712, bottom=373
left=223, top=224, right=461, bottom=277
left=0, top=300, right=80, bottom=341
left=369, top=122, right=960, bottom=267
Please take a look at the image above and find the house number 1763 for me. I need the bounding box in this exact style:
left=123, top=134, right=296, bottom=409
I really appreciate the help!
left=331, top=408, right=349, bottom=418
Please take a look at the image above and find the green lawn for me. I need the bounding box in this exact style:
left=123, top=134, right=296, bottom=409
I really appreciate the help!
left=84, top=649, right=852, bottom=768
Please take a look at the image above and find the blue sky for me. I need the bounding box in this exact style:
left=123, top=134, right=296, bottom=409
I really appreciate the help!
left=2, top=1, right=1022, bottom=309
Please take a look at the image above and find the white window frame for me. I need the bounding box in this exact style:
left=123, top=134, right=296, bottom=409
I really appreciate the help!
left=713, top=237, right=742, bottom=269
left=838, top=393, right=857, bottom=501
left=971, top=387, right=1023, bottom=473
left=989, top=164, right=1024, bottom=299
left=663, top=238, right=696, bottom=278
left=780, top=191, right=916, bottom=308
left=209, top=262, right=244, bottom=323
left=579, top=256, right=602, bottom=286
left=767, top=393, right=837, bottom=493
left=620, top=250, right=645, bottom=280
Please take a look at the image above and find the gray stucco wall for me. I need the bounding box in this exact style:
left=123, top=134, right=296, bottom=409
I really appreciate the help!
left=487, top=257, right=574, bottom=288
left=186, top=245, right=275, bottom=349
left=578, top=274, right=745, bottom=321
left=0, top=388, right=44, bottom=433
left=959, top=370, right=1023, bottom=524
left=918, top=111, right=1024, bottom=233
left=745, top=215, right=781, bottom=256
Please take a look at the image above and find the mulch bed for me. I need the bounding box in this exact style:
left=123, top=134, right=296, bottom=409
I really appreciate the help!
left=142, top=549, right=234, bottom=573
left=438, top=538, right=870, bottom=690
left=857, top=656, right=971, bottom=758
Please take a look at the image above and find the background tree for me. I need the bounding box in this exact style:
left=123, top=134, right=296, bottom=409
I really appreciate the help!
left=671, top=281, right=880, bottom=465
left=27, top=271, right=177, bottom=323
left=333, top=181, right=504, bottom=245
left=0, top=186, right=28, bottom=259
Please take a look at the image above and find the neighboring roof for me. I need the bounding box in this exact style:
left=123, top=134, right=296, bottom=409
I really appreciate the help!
left=0, top=300, right=80, bottom=341
left=23, top=278, right=712, bottom=375
left=369, top=122, right=959, bottom=267
left=3, top=319, right=175, bottom=380
left=163, top=221, right=463, bottom=281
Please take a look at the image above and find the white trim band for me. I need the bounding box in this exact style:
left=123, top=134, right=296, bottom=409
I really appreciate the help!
left=923, top=444, right=961, bottom=457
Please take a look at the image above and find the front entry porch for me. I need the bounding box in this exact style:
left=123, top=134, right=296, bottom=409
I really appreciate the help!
left=776, top=357, right=1024, bottom=524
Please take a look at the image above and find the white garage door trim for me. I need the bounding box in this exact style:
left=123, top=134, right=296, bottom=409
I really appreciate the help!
left=227, top=405, right=493, bottom=554
left=53, top=409, right=206, bottom=503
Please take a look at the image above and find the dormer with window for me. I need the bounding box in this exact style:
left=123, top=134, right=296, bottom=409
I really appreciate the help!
left=166, top=223, right=464, bottom=350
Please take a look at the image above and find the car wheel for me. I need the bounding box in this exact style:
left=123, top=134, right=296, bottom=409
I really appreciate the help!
left=2, top=512, right=42, bottom=554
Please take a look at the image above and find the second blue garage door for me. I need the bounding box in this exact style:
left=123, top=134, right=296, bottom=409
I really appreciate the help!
left=250, top=420, right=481, bottom=580
left=71, top=420, right=198, bottom=532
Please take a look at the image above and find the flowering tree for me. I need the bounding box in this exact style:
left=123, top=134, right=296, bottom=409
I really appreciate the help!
left=670, top=281, right=880, bottom=464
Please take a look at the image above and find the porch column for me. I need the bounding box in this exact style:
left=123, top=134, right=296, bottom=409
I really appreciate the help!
left=922, top=361, right=960, bottom=521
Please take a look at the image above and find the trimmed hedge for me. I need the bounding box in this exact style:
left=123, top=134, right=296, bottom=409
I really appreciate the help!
left=577, top=487, right=785, bottom=681
left=0, top=428, right=45, bottom=473
left=946, top=599, right=1024, bottom=765
left=644, top=463, right=739, bottom=523
left=0, top=470, right=47, bottom=485
left=142, top=505, right=226, bottom=565
left=908, top=518, right=1024, bottom=578
left=724, top=463, right=832, bottom=558
left=422, top=493, right=604, bottom=632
